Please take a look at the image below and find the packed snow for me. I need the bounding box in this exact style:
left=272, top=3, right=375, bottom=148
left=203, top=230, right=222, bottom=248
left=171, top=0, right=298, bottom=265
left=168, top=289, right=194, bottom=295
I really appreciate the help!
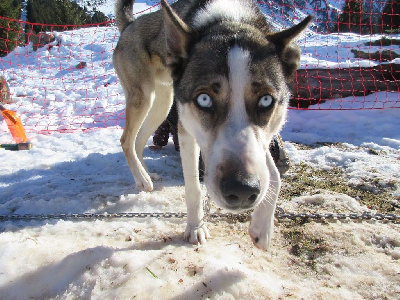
left=1, top=1, right=399, bottom=299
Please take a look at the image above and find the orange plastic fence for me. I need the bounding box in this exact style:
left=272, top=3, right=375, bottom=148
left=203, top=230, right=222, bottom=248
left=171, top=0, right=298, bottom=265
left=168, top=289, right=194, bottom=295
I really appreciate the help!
left=0, top=0, right=399, bottom=134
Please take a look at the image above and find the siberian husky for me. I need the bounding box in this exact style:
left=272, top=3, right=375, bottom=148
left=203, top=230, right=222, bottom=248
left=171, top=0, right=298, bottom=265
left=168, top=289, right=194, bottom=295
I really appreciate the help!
left=113, top=0, right=312, bottom=250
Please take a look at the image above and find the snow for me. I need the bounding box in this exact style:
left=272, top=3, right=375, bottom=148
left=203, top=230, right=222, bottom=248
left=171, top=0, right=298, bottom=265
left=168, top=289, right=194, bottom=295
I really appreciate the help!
left=1, top=2, right=400, bottom=299
left=75, top=0, right=158, bottom=18
left=299, top=32, right=400, bottom=69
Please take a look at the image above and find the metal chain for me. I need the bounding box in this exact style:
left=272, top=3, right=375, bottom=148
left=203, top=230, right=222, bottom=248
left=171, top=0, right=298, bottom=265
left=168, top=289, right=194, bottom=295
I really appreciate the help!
left=0, top=208, right=398, bottom=223
left=0, top=212, right=186, bottom=221
left=274, top=207, right=400, bottom=223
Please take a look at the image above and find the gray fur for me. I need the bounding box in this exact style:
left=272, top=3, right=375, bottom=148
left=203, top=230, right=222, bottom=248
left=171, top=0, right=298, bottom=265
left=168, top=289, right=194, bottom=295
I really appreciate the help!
left=115, top=0, right=135, bottom=33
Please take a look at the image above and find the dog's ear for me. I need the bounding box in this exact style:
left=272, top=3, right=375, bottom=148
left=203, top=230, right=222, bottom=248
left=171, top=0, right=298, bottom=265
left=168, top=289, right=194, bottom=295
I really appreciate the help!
left=267, top=16, right=313, bottom=80
left=161, top=0, right=191, bottom=71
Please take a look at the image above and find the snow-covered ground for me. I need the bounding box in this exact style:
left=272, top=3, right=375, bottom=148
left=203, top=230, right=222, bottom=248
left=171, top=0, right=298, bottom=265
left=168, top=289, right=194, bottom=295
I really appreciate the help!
left=75, top=0, right=158, bottom=18
left=1, top=2, right=399, bottom=299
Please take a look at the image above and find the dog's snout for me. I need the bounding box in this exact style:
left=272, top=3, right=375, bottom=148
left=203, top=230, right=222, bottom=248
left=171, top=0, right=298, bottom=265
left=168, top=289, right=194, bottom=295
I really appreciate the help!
left=220, top=176, right=260, bottom=209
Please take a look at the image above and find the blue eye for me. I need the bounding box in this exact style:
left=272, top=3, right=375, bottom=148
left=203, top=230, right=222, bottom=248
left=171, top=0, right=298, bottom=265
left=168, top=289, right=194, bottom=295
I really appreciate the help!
left=258, top=95, right=273, bottom=108
left=196, top=93, right=212, bottom=108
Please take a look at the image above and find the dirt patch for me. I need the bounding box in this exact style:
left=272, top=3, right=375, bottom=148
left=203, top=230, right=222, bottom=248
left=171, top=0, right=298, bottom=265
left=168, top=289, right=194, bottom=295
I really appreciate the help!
left=281, top=222, right=331, bottom=271
left=280, top=162, right=399, bottom=213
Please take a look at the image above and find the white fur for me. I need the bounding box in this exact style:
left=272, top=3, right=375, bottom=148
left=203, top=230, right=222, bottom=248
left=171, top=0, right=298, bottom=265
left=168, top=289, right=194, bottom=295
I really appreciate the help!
left=179, top=45, right=280, bottom=249
left=178, top=123, right=210, bottom=244
left=193, top=0, right=254, bottom=29
left=226, top=48, right=280, bottom=249
left=248, top=150, right=280, bottom=250
left=228, top=46, right=250, bottom=125
left=204, top=46, right=270, bottom=211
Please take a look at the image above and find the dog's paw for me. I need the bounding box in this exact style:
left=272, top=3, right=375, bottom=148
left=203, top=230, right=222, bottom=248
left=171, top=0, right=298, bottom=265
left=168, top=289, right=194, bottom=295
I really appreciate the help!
left=184, top=222, right=210, bottom=245
left=133, top=171, right=154, bottom=192
left=248, top=221, right=273, bottom=251
left=149, top=172, right=161, bottom=181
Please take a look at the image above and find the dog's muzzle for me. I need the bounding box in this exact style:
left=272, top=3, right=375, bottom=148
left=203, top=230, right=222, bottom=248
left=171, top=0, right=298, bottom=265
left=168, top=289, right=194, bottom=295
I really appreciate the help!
left=220, top=175, right=260, bottom=210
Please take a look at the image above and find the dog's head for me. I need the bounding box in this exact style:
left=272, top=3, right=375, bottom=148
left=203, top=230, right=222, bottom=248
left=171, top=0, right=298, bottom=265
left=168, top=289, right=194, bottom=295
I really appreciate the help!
left=161, top=0, right=312, bottom=211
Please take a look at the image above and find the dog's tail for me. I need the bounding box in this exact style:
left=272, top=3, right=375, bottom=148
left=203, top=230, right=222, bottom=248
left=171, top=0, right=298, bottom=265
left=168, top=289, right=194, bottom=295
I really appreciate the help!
left=115, top=0, right=135, bottom=33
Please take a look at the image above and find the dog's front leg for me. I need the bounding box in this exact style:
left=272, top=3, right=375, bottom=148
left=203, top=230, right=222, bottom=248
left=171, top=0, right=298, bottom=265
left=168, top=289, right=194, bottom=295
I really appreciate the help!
left=178, top=123, right=210, bottom=244
left=249, top=152, right=281, bottom=251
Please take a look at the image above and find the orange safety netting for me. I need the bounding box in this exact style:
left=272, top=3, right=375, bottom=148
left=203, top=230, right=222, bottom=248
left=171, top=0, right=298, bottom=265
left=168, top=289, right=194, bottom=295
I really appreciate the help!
left=0, top=0, right=399, bottom=134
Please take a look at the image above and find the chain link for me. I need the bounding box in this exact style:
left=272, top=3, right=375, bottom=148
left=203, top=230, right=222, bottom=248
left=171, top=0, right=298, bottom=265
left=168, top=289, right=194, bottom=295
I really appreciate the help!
left=0, top=212, right=186, bottom=221
left=0, top=208, right=398, bottom=223
left=274, top=208, right=400, bottom=223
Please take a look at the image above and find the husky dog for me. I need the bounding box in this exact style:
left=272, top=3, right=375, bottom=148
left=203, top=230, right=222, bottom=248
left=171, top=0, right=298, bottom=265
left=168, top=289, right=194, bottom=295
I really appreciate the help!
left=113, top=0, right=312, bottom=250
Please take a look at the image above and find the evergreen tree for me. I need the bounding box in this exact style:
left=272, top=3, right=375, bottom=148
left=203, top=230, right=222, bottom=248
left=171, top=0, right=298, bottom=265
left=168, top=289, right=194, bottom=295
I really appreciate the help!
left=0, top=0, right=22, bottom=56
left=90, top=9, right=109, bottom=25
left=333, top=0, right=370, bottom=33
left=381, top=0, right=400, bottom=33
left=27, top=0, right=109, bottom=32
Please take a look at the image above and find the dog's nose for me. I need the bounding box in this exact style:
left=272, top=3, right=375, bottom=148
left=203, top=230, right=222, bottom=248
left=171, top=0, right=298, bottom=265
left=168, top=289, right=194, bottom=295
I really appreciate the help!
left=220, top=176, right=260, bottom=209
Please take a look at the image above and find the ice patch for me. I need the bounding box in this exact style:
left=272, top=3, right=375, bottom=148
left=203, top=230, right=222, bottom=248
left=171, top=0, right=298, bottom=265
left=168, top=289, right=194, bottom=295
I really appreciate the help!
left=292, top=192, right=368, bottom=213
left=369, top=234, right=400, bottom=260
left=382, top=138, right=400, bottom=149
